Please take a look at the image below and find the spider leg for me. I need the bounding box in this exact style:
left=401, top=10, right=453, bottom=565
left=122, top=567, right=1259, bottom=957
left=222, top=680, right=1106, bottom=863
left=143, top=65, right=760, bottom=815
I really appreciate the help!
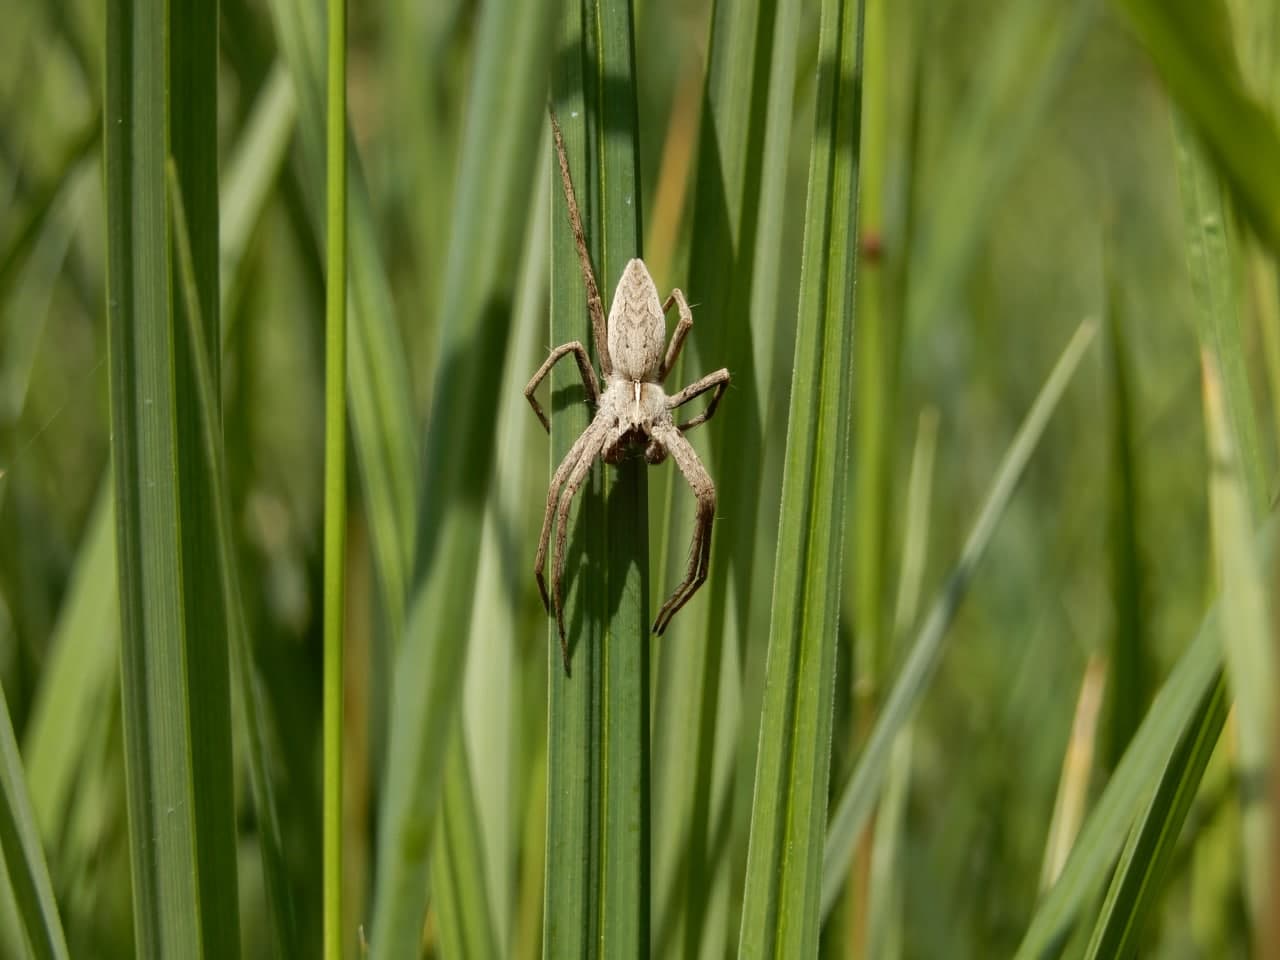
left=549, top=107, right=612, bottom=377
left=535, top=418, right=604, bottom=616
left=657, top=289, right=693, bottom=382
left=524, top=340, right=600, bottom=433
left=650, top=422, right=716, bottom=635
left=667, top=367, right=730, bottom=432
left=551, top=422, right=609, bottom=672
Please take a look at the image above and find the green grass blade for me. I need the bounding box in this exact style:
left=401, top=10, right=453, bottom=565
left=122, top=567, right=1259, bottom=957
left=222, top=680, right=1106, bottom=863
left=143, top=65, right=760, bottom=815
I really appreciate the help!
left=648, top=0, right=802, bottom=951
left=367, top=0, right=559, bottom=952
left=104, top=0, right=240, bottom=954
left=543, top=15, right=600, bottom=954
left=322, top=0, right=348, bottom=953
left=1109, top=0, right=1280, bottom=255
left=542, top=1, right=649, bottom=953
left=168, top=162, right=297, bottom=957
left=430, top=734, right=500, bottom=960
left=1201, top=354, right=1272, bottom=920
left=1174, top=121, right=1266, bottom=515
left=822, top=320, right=1097, bottom=918
left=738, top=1, right=864, bottom=955
left=1082, top=672, right=1228, bottom=959
left=1010, top=520, right=1280, bottom=958
left=0, top=681, right=69, bottom=960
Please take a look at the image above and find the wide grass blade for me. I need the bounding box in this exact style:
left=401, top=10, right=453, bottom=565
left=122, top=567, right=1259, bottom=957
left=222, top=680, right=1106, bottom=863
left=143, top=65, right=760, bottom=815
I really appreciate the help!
left=1109, top=0, right=1280, bottom=255
left=822, top=320, right=1097, bottom=917
left=738, top=0, right=864, bottom=955
left=367, top=0, right=559, bottom=952
left=543, top=0, right=649, bottom=954
left=0, top=681, right=69, bottom=960
left=168, top=162, right=297, bottom=957
left=104, top=0, right=240, bottom=954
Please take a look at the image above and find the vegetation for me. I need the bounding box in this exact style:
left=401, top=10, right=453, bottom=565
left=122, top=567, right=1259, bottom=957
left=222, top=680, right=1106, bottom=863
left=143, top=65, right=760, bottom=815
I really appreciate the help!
left=1, top=0, right=1278, bottom=956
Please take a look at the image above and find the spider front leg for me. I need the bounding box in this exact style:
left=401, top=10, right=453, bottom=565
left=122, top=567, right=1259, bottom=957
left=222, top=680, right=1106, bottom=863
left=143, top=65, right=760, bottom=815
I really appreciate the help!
left=524, top=340, right=600, bottom=432
left=657, top=289, right=693, bottom=382
left=649, top=421, right=717, bottom=634
left=668, top=367, right=730, bottom=432
left=550, top=422, right=608, bottom=671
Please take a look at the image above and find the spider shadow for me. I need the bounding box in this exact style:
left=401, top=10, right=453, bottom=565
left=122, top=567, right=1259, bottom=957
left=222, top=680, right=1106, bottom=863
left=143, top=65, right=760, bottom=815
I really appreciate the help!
left=557, top=446, right=650, bottom=662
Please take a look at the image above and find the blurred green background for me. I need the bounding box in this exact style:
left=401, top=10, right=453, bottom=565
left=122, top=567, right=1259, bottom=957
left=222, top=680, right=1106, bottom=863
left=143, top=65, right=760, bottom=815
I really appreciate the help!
left=1, top=0, right=1277, bottom=956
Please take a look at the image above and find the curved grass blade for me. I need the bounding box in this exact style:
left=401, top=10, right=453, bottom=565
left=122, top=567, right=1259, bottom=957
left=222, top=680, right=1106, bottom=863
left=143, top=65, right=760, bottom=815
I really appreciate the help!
left=1011, top=519, right=1279, bottom=959
left=1082, top=673, right=1228, bottom=959
left=0, top=681, right=69, bottom=960
left=822, top=320, right=1097, bottom=917
left=1109, top=0, right=1280, bottom=255
left=738, top=0, right=864, bottom=955
left=105, top=0, right=240, bottom=952
left=367, top=0, right=559, bottom=952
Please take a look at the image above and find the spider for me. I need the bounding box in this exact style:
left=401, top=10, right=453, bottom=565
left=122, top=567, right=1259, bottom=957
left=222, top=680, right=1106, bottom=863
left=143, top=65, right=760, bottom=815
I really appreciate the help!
left=526, top=110, right=730, bottom=674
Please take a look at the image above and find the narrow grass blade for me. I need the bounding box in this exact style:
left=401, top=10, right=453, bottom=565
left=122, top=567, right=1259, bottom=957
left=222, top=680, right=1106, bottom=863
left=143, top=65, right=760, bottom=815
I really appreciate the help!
left=822, top=321, right=1097, bottom=917
left=1201, top=353, right=1272, bottom=920
left=1109, top=0, right=1280, bottom=255
left=738, top=1, right=864, bottom=955
left=1082, top=672, right=1228, bottom=959
left=322, top=0, right=348, bottom=953
left=367, top=0, right=559, bottom=952
left=0, top=681, right=69, bottom=960
left=1011, top=520, right=1279, bottom=959
left=544, top=15, right=603, bottom=954
left=104, top=0, right=240, bottom=953
left=168, top=164, right=297, bottom=957
left=430, top=734, right=500, bottom=960
left=1174, top=122, right=1266, bottom=514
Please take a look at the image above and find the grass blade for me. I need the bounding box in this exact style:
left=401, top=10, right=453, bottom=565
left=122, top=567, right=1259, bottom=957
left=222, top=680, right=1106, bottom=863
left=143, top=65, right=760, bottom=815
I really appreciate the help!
left=168, top=163, right=297, bottom=957
left=322, top=0, right=348, bottom=953
left=822, top=320, right=1097, bottom=917
left=738, top=0, right=864, bottom=954
left=367, top=0, right=559, bottom=952
left=104, top=0, right=240, bottom=954
left=0, top=680, right=68, bottom=960
left=543, top=0, right=649, bottom=953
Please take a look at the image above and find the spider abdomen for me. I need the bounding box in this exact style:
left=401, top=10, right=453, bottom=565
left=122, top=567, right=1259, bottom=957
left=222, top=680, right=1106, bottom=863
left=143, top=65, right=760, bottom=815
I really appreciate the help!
left=607, top=259, right=666, bottom=381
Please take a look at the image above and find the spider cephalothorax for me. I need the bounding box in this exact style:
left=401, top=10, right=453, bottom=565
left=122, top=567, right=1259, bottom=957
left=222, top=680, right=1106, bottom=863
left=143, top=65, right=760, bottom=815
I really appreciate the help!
left=526, top=111, right=730, bottom=674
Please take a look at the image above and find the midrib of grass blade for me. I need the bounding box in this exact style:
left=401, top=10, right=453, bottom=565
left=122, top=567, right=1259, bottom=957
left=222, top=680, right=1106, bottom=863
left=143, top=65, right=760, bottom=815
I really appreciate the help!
left=822, top=321, right=1097, bottom=918
left=367, top=0, right=558, bottom=952
left=649, top=0, right=801, bottom=953
left=0, top=681, right=68, bottom=960
left=1109, top=0, right=1280, bottom=255
left=738, top=1, right=864, bottom=956
left=104, top=0, right=240, bottom=954
left=168, top=163, right=297, bottom=957
left=1011, top=520, right=1278, bottom=959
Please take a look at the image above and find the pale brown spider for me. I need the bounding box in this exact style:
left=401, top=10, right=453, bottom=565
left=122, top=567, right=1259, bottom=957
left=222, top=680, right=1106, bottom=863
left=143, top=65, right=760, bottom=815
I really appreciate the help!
left=527, top=110, right=729, bottom=673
